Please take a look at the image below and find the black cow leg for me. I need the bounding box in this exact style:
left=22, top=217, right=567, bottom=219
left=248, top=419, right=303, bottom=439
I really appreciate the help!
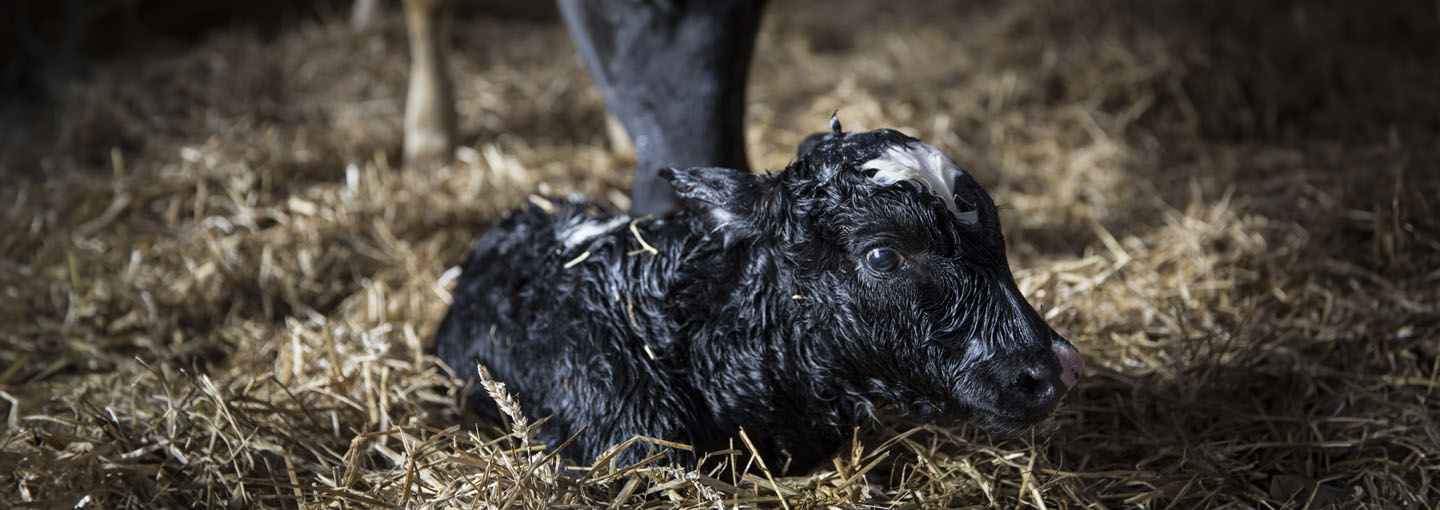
left=558, top=0, right=764, bottom=216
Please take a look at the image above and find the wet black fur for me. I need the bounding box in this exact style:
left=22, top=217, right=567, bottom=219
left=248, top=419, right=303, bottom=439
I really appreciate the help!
left=434, top=127, right=1075, bottom=472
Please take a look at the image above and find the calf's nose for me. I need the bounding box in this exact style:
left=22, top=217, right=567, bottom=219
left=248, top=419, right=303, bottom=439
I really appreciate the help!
left=1015, top=365, right=1059, bottom=403
left=1052, top=341, right=1084, bottom=390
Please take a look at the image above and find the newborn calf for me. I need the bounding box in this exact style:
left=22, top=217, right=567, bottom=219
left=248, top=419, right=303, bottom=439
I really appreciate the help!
left=434, top=121, right=1084, bottom=471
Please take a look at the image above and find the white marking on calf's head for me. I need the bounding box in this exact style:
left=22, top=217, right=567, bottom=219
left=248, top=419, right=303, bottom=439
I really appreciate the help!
left=860, top=142, right=980, bottom=226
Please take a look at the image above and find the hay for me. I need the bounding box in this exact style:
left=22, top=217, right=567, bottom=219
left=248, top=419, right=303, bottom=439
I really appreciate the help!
left=2, top=0, right=1437, bottom=507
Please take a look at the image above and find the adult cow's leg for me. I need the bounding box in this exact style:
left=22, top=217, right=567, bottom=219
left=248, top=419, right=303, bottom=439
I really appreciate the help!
left=402, top=0, right=458, bottom=166
left=558, top=0, right=765, bottom=216
left=351, top=0, right=380, bottom=30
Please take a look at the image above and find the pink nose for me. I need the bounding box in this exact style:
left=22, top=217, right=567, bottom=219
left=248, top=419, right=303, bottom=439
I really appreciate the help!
left=1052, top=343, right=1084, bottom=390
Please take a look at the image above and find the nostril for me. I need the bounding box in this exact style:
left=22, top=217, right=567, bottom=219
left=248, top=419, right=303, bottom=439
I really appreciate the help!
left=1013, top=367, right=1057, bottom=402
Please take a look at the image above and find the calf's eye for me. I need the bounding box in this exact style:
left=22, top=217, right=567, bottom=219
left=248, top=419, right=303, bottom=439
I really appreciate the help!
left=864, top=247, right=902, bottom=273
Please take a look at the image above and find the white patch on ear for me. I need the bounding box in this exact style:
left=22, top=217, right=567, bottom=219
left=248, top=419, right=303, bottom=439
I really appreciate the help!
left=860, top=142, right=979, bottom=225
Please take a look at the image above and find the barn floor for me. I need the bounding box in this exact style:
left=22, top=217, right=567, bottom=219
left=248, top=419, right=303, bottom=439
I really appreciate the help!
left=2, top=0, right=1438, bottom=507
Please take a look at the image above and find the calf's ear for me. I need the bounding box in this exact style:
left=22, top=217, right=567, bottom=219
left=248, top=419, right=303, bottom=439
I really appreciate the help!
left=660, top=166, right=767, bottom=234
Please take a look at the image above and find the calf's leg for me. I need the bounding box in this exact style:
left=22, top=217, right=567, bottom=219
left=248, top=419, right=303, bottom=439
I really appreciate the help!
left=558, top=0, right=765, bottom=216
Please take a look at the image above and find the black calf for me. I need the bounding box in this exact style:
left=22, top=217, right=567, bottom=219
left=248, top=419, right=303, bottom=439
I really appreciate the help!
left=434, top=122, right=1084, bottom=471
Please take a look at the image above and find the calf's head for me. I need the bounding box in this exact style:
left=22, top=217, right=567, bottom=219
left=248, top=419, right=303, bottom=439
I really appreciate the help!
left=664, top=122, right=1084, bottom=435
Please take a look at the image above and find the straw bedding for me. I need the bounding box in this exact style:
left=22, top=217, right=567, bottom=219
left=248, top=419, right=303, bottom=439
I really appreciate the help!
left=1, top=0, right=1436, bottom=507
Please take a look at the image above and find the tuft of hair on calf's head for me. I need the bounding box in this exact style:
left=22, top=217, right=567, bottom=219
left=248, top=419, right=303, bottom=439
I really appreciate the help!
left=434, top=119, right=1084, bottom=473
